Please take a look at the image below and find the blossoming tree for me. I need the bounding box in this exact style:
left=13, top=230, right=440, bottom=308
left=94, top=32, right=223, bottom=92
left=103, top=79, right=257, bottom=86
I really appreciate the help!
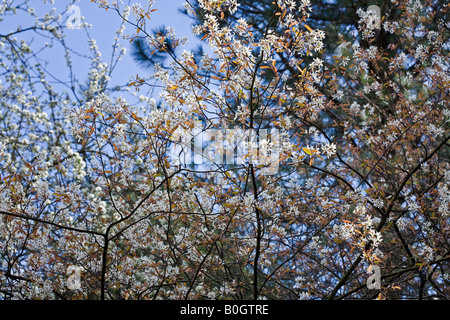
left=0, top=0, right=448, bottom=300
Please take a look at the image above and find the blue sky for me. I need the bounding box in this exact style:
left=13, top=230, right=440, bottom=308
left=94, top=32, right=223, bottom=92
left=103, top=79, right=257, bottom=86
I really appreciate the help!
left=69, top=0, right=194, bottom=88
left=0, top=0, right=195, bottom=97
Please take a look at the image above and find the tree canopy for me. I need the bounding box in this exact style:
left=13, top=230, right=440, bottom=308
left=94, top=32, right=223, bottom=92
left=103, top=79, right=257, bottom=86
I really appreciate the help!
left=0, top=0, right=448, bottom=300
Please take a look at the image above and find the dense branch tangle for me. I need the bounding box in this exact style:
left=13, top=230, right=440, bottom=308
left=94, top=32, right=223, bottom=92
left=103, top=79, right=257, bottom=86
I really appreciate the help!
left=0, top=0, right=448, bottom=300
